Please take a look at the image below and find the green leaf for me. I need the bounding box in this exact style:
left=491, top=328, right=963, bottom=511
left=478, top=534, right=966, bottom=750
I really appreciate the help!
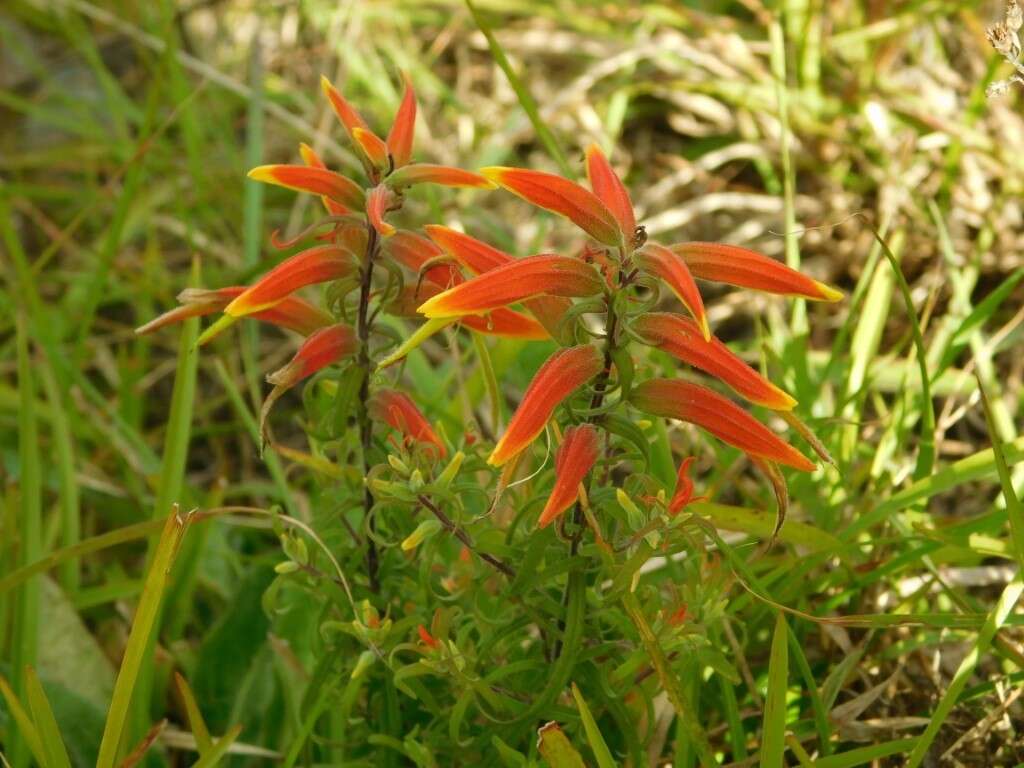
left=570, top=683, right=617, bottom=768
left=537, top=722, right=586, bottom=768
left=759, top=612, right=789, bottom=768
left=25, top=667, right=72, bottom=768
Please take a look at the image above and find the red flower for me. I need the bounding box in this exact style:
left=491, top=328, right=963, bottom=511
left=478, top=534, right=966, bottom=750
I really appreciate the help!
left=633, top=313, right=796, bottom=410
left=630, top=379, right=815, bottom=471
left=489, top=345, right=604, bottom=466
left=538, top=424, right=599, bottom=528
left=634, top=243, right=709, bottom=340
left=369, top=389, right=446, bottom=458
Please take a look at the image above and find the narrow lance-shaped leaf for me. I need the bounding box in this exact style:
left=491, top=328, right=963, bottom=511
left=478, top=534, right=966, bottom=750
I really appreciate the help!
left=136, top=287, right=332, bottom=337
left=538, top=424, right=599, bottom=528
left=248, top=165, right=365, bottom=210
left=482, top=166, right=622, bottom=246
left=418, top=254, right=603, bottom=319
left=490, top=345, right=604, bottom=466
left=298, top=143, right=349, bottom=215
left=671, top=242, right=843, bottom=302
left=369, top=389, right=446, bottom=458
left=225, top=245, right=357, bottom=317
left=634, top=313, right=796, bottom=410
left=630, top=378, right=815, bottom=471
left=386, top=72, right=417, bottom=168
left=634, top=243, right=710, bottom=340
left=387, top=164, right=493, bottom=189
left=367, top=185, right=396, bottom=237
left=585, top=143, right=635, bottom=240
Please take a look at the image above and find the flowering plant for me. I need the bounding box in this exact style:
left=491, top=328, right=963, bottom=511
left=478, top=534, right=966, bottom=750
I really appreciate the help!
left=140, top=72, right=839, bottom=763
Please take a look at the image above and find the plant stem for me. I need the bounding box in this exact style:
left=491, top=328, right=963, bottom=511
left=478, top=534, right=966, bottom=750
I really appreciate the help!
left=357, top=225, right=381, bottom=593
left=417, top=495, right=516, bottom=579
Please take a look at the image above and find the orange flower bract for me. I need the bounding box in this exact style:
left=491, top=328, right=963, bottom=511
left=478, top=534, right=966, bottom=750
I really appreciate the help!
left=225, top=245, right=357, bottom=317
left=585, top=144, right=636, bottom=240
left=369, top=389, right=446, bottom=458
left=630, top=378, right=815, bottom=472
left=489, top=345, right=604, bottom=466
left=633, top=313, right=796, bottom=410
left=538, top=424, right=599, bottom=528
left=634, top=243, right=710, bottom=340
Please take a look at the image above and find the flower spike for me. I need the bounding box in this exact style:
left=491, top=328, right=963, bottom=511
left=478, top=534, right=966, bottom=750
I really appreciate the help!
left=538, top=424, right=599, bottom=528
left=634, top=243, right=710, bottom=340
left=489, top=345, right=604, bottom=466
left=417, top=254, right=603, bottom=319
left=630, top=379, right=815, bottom=471
left=387, top=164, right=493, bottom=189
left=670, top=242, right=843, bottom=302
left=633, top=313, right=796, bottom=410
left=386, top=72, right=417, bottom=168
left=481, top=167, right=622, bottom=246
left=585, top=143, right=635, bottom=240
left=248, top=165, right=365, bottom=210
left=225, top=245, right=357, bottom=318
left=369, top=389, right=446, bottom=458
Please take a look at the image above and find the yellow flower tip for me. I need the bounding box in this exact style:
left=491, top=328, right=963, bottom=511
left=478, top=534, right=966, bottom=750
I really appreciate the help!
left=247, top=165, right=276, bottom=182
left=319, top=74, right=334, bottom=94
left=698, top=315, right=712, bottom=342
left=816, top=281, right=844, bottom=302
left=415, top=294, right=451, bottom=318
left=479, top=167, right=512, bottom=185
left=773, top=389, right=799, bottom=411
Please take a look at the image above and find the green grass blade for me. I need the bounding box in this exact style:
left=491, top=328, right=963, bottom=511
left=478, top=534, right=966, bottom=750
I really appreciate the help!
left=0, top=676, right=46, bottom=767
left=759, top=612, right=789, bottom=768
left=191, top=724, right=243, bottom=768
left=537, top=722, right=586, bottom=768
left=11, top=314, right=41, bottom=768
left=24, top=667, right=72, bottom=768
left=37, top=363, right=80, bottom=594
left=465, top=0, right=572, bottom=177
left=905, top=577, right=1024, bottom=768
left=812, top=738, right=917, bottom=768
left=96, top=507, right=194, bottom=768
left=174, top=672, right=213, bottom=754
left=977, top=373, right=1024, bottom=570
left=570, top=683, right=617, bottom=768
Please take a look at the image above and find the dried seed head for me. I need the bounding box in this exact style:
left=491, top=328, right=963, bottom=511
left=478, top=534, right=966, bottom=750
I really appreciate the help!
left=987, top=22, right=1018, bottom=58
left=1008, top=0, right=1023, bottom=32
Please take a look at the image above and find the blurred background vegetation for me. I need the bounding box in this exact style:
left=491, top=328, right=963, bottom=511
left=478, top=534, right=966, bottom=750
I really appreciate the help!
left=2, top=0, right=1024, bottom=765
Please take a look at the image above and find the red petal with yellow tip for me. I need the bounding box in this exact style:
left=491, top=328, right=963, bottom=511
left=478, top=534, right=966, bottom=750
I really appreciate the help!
left=489, top=345, right=604, bottom=466
left=481, top=167, right=622, bottom=246
left=266, top=323, right=358, bottom=388
left=388, top=164, right=493, bottom=189
left=538, top=424, right=599, bottom=528
left=135, top=287, right=331, bottom=336
left=320, top=75, right=370, bottom=137
left=633, top=313, right=796, bottom=410
left=248, top=165, right=365, bottom=210
left=298, top=143, right=349, bottom=216
left=369, top=389, right=446, bottom=457
left=424, top=225, right=572, bottom=340
left=386, top=73, right=417, bottom=168
left=225, top=245, right=357, bottom=317
left=671, top=242, right=843, bottom=302
left=418, top=254, right=603, bottom=319
left=367, top=185, right=396, bottom=237
left=353, top=127, right=390, bottom=169
left=585, top=144, right=635, bottom=239
left=635, top=243, right=709, bottom=339
left=385, top=230, right=463, bottom=289
left=630, top=379, right=815, bottom=472
left=386, top=285, right=548, bottom=339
